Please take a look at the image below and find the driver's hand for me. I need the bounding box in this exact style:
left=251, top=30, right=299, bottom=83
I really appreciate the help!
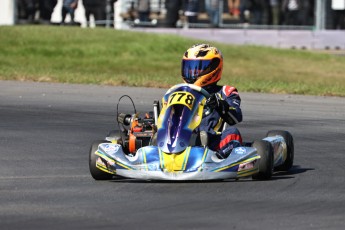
left=206, top=93, right=221, bottom=109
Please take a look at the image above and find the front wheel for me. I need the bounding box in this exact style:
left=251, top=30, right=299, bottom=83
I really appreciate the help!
left=252, top=140, right=274, bottom=180
left=266, top=130, right=294, bottom=171
left=89, top=140, right=113, bottom=180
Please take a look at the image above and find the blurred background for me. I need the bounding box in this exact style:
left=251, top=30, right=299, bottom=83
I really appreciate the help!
left=1, top=0, right=344, bottom=30
left=1, top=0, right=345, bottom=51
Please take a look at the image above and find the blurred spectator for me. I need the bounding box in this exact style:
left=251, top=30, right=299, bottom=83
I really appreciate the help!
left=83, top=0, right=106, bottom=27
left=107, top=0, right=118, bottom=27
left=239, top=0, right=251, bottom=23
left=109, top=0, right=118, bottom=15
left=39, top=0, right=58, bottom=23
left=137, top=0, right=151, bottom=22
left=205, top=0, right=220, bottom=27
left=165, top=0, right=183, bottom=27
left=17, top=0, right=38, bottom=23
left=267, top=0, right=282, bottom=25
left=282, top=0, right=301, bottom=25
left=332, top=0, right=345, bottom=29
left=299, top=0, right=314, bottom=26
left=250, top=0, right=266, bottom=25
left=61, top=0, right=78, bottom=25
left=228, top=0, right=240, bottom=17
left=184, top=0, right=199, bottom=24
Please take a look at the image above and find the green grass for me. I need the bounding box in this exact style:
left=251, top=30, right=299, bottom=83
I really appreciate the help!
left=1, top=25, right=345, bottom=96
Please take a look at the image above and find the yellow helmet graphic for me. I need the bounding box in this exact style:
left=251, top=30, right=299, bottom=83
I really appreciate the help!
left=181, top=44, right=223, bottom=88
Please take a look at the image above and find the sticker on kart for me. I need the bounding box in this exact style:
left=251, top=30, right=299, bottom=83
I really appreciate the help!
left=167, top=91, right=195, bottom=110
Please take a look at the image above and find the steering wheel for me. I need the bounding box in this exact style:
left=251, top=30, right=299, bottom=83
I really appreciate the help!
left=165, top=83, right=210, bottom=99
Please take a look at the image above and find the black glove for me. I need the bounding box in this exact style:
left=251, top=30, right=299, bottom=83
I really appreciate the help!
left=206, top=94, right=237, bottom=125
left=206, top=93, right=221, bottom=109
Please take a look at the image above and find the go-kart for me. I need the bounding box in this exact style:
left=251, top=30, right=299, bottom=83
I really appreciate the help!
left=89, top=83, right=294, bottom=181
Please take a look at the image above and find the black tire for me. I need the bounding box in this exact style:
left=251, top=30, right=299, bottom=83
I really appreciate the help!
left=266, top=130, right=294, bottom=171
left=89, top=140, right=113, bottom=180
left=252, top=140, right=274, bottom=180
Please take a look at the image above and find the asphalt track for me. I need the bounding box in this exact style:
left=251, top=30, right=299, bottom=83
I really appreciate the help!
left=1, top=80, right=344, bottom=230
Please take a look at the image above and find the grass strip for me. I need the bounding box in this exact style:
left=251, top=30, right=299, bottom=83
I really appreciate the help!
left=0, top=26, right=344, bottom=96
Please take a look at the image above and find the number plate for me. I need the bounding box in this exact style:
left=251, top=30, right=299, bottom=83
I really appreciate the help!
left=167, top=91, right=195, bottom=110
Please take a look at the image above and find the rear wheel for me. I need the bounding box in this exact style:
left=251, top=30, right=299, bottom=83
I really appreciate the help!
left=266, top=130, right=294, bottom=171
left=252, top=140, right=274, bottom=180
left=89, top=140, right=113, bottom=180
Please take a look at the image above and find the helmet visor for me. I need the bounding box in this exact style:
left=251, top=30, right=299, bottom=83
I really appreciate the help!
left=181, top=59, right=212, bottom=83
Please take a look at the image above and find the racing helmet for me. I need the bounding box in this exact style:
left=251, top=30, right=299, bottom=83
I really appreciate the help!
left=181, top=44, right=223, bottom=88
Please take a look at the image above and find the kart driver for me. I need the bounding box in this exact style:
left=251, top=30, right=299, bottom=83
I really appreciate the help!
left=181, top=44, right=243, bottom=158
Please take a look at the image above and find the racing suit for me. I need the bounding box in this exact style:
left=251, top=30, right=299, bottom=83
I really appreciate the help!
left=199, top=84, right=243, bottom=158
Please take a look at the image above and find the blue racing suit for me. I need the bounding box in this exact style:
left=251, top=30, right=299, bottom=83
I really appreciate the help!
left=199, top=84, right=243, bottom=158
